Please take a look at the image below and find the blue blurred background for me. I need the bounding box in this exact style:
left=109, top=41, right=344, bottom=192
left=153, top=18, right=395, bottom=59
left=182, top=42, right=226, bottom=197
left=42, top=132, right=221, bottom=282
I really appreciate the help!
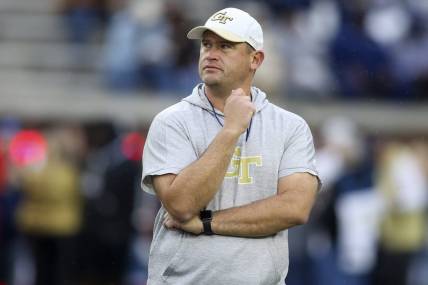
left=0, top=0, right=427, bottom=284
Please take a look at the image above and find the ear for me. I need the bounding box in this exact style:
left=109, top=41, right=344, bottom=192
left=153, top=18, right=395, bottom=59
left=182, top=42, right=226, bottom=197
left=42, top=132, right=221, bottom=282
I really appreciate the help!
left=250, top=51, right=264, bottom=71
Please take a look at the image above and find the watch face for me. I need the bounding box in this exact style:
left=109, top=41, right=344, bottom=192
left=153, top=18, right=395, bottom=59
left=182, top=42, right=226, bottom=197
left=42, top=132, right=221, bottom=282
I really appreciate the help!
left=200, top=210, right=212, bottom=220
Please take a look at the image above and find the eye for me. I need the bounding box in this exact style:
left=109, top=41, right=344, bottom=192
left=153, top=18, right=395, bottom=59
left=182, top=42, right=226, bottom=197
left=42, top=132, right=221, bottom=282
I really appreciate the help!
left=221, top=43, right=233, bottom=49
left=201, top=41, right=211, bottom=48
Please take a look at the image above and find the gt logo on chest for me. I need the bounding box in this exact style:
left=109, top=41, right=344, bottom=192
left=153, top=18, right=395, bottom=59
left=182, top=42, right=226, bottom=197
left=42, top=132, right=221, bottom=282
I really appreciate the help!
left=225, top=147, right=262, bottom=184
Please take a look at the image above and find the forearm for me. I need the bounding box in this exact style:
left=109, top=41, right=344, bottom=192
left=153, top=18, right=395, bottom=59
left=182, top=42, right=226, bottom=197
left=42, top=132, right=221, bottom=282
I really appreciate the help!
left=211, top=199, right=297, bottom=237
left=163, top=128, right=240, bottom=221
left=211, top=185, right=317, bottom=237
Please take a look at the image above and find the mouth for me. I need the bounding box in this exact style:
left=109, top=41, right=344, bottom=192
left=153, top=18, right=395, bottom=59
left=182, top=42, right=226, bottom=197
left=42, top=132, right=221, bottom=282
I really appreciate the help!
left=203, top=65, right=222, bottom=71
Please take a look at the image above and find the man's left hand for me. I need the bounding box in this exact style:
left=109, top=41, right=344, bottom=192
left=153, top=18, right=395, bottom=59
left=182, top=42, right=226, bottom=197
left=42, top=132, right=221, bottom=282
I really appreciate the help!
left=164, top=212, right=203, bottom=235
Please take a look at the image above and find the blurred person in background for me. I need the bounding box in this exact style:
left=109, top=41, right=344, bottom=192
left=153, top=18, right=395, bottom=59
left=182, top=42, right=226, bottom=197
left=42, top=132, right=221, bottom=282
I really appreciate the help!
left=125, top=188, right=160, bottom=285
left=0, top=132, right=15, bottom=285
left=373, top=138, right=428, bottom=285
left=364, top=0, right=428, bottom=101
left=142, top=7, right=320, bottom=284
left=102, top=0, right=168, bottom=91
left=323, top=118, right=380, bottom=285
left=287, top=117, right=380, bottom=285
left=329, top=0, right=397, bottom=99
left=14, top=125, right=85, bottom=285
left=58, top=0, right=121, bottom=75
left=0, top=132, right=9, bottom=283
left=0, top=118, right=23, bottom=285
left=102, top=0, right=199, bottom=92
left=162, top=2, right=199, bottom=93
left=58, top=0, right=111, bottom=43
left=78, top=122, right=145, bottom=285
left=269, top=0, right=337, bottom=99
left=390, top=13, right=428, bottom=101
left=406, top=139, right=428, bottom=285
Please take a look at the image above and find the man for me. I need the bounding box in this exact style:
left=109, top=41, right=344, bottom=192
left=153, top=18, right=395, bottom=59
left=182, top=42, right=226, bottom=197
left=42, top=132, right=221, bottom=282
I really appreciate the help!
left=141, top=7, right=320, bottom=284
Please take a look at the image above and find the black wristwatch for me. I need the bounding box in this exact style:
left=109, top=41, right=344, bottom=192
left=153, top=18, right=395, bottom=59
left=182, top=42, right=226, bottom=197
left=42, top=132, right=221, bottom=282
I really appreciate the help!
left=199, top=210, right=214, bottom=235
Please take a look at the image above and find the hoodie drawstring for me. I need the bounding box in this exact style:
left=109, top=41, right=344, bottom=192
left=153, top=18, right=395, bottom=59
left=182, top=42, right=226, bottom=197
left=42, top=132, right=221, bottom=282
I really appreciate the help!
left=203, top=86, right=253, bottom=142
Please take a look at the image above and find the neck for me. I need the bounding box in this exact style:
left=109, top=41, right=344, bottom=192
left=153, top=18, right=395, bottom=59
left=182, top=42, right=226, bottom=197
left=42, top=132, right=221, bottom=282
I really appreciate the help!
left=204, top=84, right=251, bottom=112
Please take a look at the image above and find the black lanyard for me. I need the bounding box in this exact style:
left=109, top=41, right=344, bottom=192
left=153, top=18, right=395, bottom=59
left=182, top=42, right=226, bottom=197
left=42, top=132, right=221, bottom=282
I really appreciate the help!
left=203, top=86, right=253, bottom=142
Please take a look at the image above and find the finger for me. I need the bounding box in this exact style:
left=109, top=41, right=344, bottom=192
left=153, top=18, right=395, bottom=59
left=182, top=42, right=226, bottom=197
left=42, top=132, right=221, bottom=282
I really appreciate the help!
left=164, top=218, right=175, bottom=229
left=231, top=88, right=245, bottom=96
left=250, top=103, right=256, bottom=113
left=229, top=94, right=251, bottom=104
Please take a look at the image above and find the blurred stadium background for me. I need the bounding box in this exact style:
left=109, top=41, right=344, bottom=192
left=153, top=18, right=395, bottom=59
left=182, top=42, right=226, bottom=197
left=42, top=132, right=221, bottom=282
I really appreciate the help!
left=0, top=0, right=427, bottom=285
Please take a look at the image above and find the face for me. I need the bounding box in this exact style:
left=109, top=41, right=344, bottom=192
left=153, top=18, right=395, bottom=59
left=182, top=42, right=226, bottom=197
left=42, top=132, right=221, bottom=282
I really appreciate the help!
left=198, top=31, right=256, bottom=89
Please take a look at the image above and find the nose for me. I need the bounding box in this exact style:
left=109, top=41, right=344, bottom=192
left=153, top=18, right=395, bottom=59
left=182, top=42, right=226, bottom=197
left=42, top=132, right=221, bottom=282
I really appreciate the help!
left=205, top=47, right=220, bottom=61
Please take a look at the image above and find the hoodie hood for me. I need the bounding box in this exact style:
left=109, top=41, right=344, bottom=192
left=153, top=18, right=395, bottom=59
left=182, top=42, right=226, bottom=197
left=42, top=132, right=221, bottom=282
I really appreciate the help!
left=182, top=83, right=269, bottom=115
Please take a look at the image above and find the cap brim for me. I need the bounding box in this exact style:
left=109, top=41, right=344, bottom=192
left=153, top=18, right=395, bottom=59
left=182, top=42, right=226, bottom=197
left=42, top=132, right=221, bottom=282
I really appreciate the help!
left=187, top=26, right=245, bottom=43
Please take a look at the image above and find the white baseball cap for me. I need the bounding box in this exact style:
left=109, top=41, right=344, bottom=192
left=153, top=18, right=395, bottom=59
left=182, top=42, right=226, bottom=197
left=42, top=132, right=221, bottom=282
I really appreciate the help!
left=187, top=7, right=263, bottom=51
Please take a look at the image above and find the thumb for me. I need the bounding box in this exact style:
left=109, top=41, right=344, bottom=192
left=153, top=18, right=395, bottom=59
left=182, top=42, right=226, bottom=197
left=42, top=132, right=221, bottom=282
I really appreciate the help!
left=231, top=88, right=245, bottom=96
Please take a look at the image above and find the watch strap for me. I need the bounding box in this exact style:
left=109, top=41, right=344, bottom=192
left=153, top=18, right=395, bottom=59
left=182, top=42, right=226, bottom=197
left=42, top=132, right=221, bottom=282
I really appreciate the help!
left=200, top=210, right=213, bottom=235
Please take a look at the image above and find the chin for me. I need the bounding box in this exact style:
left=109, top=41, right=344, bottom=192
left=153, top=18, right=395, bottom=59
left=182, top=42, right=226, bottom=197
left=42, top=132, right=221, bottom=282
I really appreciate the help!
left=202, top=76, right=221, bottom=86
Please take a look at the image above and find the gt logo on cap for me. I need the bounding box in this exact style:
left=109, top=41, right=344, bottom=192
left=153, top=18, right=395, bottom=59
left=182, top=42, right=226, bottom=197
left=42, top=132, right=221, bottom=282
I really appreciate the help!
left=211, top=12, right=233, bottom=24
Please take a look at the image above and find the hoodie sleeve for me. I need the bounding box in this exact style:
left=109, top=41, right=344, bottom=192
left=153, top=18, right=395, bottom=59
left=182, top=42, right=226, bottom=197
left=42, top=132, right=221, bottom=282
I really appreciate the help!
left=278, top=119, right=319, bottom=179
left=141, top=115, right=198, bottom=194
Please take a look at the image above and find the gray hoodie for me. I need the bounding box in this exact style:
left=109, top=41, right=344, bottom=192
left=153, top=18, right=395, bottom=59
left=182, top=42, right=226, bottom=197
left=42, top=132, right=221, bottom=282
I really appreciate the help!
left=142, top=84, right=318, bottom=284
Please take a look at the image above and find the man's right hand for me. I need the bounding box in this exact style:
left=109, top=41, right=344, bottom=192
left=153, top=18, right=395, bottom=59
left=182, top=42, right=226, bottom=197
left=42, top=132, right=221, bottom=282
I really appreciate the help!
left=223, top=88, right=255, bottom=136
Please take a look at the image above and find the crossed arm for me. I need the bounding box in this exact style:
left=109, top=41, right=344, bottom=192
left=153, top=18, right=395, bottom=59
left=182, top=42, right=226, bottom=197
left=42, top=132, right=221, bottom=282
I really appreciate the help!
left=152, top=132, right=319, bottom=237
left=157, top=171, right=318, bottom=238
